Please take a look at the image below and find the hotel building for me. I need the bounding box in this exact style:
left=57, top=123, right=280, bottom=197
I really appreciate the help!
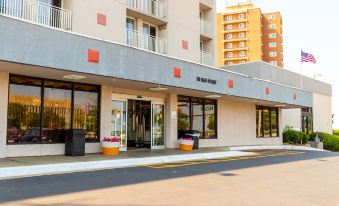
left=0, top=0, right=332, bottom=158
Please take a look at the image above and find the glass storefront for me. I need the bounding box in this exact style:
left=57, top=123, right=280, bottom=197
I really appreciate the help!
left=177, top=96, right=217, bottom=139
left=301, top=108, right=313, bottom=135
left=152, top=104, right=165, bottom=147
left=256, top=106, right=279, bottom=138
left=7, top=75, right=100, bottom=144
left=111, top=101, right=127, bottom=148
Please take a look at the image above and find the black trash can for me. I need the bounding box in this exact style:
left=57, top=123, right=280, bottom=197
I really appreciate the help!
left=65, top=129, right=86, bottom=156
left=185, top=130, right=200, bottom=149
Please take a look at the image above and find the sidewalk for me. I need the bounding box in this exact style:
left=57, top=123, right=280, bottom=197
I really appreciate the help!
left=0, top=145, right=326, bottom=180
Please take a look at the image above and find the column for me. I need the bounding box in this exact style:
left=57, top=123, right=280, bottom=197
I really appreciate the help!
left=0, top=72, right=9, bottom=158
left=100, top=85, right=112, bottom=141
left=165, top=93, right=178, bottom=148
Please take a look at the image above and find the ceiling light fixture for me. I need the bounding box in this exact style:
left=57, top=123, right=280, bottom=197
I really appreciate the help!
left=149, top=85, right=168, bottom=91
left=63, top=74, right=87, bottom=80
left=205, top=95, right=221, bottom=98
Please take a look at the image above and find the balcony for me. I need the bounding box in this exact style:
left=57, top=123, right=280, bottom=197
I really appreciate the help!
left=223, top=19, right=247, bottom=24
left=127, top=0, right=167, bottom=25
left=0, top=0, right=72, bottom=31
left=224, top=56, right=248, bottom=61
left=224, top=47, right=248, bottom=52
left=200, top=50, right=213, bottom=66
left=223, top=37, right=247, bottom=42
left=126, top=29, right=168, bottom=55
left=200, top=18, right=212, bottom=39
left=200, top=0, right=212, bottom=11
left=223, top=28, right=248, bottom=33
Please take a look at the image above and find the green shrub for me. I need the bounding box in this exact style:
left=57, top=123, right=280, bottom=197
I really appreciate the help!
left=333, top=130, right=339, bottom=136
left=283, top=127, right=309, bottom=144
left=314, top=132, right=339, bottom=152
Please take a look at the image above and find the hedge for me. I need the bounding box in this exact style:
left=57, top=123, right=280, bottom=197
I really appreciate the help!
left=333, top=130, right=339, bottom=136
left=283, top=128, right=309, bottom=144
left=311, top=132, right=339, bottom=152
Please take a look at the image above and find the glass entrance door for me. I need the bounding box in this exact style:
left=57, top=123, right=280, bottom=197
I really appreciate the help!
left=151, top=103, right=165, bottom=149
left=111, top=100, right=127, bottom=151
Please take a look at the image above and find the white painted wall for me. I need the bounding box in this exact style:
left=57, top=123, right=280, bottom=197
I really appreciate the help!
left=313, top=93, right=333, bottom=133
left=0, top=72, right=9, bottom=158
left=281, top=108, right=301, bottom=131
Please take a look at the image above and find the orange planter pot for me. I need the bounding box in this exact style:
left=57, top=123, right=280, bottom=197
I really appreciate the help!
left=101, top=142, right=120, bottom=156
left=179, top=139, right=194, bottom=151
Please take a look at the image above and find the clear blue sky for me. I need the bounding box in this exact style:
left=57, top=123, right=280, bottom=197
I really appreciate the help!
left=217, top=0, right=339, bottom=129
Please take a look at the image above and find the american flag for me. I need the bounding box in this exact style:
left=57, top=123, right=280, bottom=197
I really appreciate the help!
left=301, top=50, right=316, bottom=64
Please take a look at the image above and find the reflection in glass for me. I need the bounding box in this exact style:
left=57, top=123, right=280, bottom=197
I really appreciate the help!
left=271, top=109, right=278, bottom=137
left=263, top=109, right=271, bottom=137
left=43, top=81, right=72, bottom=143
left=256, top=109, right=263, bottom=137
left=192, top=98, right=203, bottom=137
left=74, top=89, right=99, bottom=142
left=152, top=104, right=164, bottom=146
left=204, top=99, right=216, bottom=138
left=7, top=80, right=42, bottom=143
left=177, top=96, right=190, bottom=134
left=112, top=101, right=127, bottom=148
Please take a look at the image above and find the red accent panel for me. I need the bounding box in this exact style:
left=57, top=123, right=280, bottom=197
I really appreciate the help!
left=265, top=87, right=270, bottom=95
left=174, top=67, right=181, bottom=78
left=97, top=13, right=106, bottom=26
left=182, top=40, right=188, bottom=50
left=228, top=79, right=234, bottom=88
left=88, top=49, right=99, bottom=63
left=293, top=93, right=297, bottom=100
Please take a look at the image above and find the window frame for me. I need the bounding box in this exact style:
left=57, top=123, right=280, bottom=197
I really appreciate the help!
left=7, top=74, right=101, bottom=145
left=256, top=106, right=279, bottom=138
left=177, top=96, right=218, bottom=139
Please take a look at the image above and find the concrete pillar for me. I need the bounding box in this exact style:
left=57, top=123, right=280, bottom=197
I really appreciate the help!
left=165, top=93, right=178, bottom=148
left=0, top=72, right=9, bottom=158
left=100, top=85, right=112, bottom=141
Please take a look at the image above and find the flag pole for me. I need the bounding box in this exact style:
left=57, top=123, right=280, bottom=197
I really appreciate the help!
left=300, top=50, right=303, bottom=89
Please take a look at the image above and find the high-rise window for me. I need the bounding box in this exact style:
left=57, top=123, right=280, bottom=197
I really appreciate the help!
left=7, top=75, right=100, bottom=144
left=268, top=15, right=276, bottom=20
left=226, top=24, right=233, bottom=30
left=239, top=23, right=245, bottom=29
left=239, top=14, right=245, bottom=19
left=227, top=52, right=233, bottom=58
left=256, top=106, right=279, bottom=138
left=239, top=42, right=245, bottom=47
left=269, top=33, right=277, bottom=38
left=269, top=52, right=277, bottom=57
left=239, top=51, right=246, bottom=57
left=226, top=34, right=232, bottom=39
left=227, top=43, right=233, bottom=48
left=225, top=15, right=232, bottom=21
left=269, top=24, right=276, bottom=29
left=270, top=61, right=278, bottom=66
left=239, top=32, right=245, bottom=38
left=269, top=42, right=277, bottom=48
left=177, top=96, right=217, bottom=139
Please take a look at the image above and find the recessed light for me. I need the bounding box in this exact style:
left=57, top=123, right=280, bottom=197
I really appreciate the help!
left=149, top=86, right=168, bottom=91
left=63, top=75, right=87, bottom=80
left=205, top=95, right=221, bottom=98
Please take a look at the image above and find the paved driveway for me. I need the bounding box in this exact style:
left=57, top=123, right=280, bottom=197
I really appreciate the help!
left=0, top=150, right=338, bottom=206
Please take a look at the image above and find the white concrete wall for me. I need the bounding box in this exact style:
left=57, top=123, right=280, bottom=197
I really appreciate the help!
left=0, top=72, right=9, bottom=158
left=281, top=108, right=301, bottom=131
left=199, top=100, right=282, bottom=147
left=313, top=93, right=333, bottom=133
left=64, top=0, right=127, bottom=43
left=165, top=94, right=178, bottom=148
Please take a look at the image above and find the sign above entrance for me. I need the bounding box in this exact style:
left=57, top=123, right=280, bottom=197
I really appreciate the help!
left=196, top=77, right=217, bottom=85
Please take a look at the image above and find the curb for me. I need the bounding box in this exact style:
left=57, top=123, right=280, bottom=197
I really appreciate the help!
left=229, top=145, right=328, bottom=152
left=0, top=151, right=253, bottom=180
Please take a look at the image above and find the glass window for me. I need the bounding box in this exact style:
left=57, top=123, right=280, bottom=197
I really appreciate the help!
left=7, top=75, right=100, bottom=145
left=73, top=85, right=99, bottom=142
left=301, top=108, right=313, bottom=135
left=256, top=106, right=279, bottom=138
left=7, top=77, right=42, bottom=144
left=192, top=98, right=203, bottom=138
left=42, top=81, right=72, bottom=143
left=112, top=101, right=127, bottom=148
left=177, top=96, right=217, bottom=139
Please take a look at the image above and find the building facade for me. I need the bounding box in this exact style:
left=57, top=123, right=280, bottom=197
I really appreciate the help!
left=217, top=2, right=283, bottom=67
left=0, top=0, right=331, bottom=158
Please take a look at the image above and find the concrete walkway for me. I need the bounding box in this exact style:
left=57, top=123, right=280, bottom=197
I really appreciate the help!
left=0, top=145, right=326, bottom=180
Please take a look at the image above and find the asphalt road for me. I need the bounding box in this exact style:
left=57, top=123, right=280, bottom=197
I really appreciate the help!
left=0, top=150, right=339, bottom=206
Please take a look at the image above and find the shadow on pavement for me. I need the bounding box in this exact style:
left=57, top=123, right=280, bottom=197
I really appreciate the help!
left=0, top=150, right=338, bottom=203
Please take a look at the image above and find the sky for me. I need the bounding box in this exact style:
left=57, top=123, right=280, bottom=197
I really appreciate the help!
left=216, top=0, right=339, bottom=129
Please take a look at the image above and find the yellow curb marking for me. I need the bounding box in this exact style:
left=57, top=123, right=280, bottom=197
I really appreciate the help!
left=144, top=151, right=304, bottom=169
